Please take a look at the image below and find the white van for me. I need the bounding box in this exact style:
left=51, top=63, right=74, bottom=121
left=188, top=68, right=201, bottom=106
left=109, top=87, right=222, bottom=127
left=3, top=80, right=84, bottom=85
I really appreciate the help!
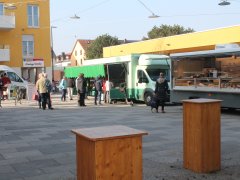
left=0, top=65, right=28, bottom=99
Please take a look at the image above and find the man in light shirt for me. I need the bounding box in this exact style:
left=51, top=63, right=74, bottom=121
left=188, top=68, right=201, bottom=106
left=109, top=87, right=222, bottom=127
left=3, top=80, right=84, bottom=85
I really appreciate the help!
left=36, top=73, right=47, bottom=110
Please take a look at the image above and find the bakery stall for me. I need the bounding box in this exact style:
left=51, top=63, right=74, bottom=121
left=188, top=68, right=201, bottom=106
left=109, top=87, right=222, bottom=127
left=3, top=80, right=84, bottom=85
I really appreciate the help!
left=170, top=46, right=240, bottom=109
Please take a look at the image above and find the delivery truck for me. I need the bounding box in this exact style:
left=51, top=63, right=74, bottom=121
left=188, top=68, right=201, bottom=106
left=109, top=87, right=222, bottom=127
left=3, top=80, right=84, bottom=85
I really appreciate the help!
left=64, top=54, right=171, bottom=104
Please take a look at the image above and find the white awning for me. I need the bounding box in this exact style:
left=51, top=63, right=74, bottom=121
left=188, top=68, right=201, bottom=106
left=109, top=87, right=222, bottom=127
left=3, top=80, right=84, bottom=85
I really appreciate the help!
left=170, top=48, right=240, bottom=59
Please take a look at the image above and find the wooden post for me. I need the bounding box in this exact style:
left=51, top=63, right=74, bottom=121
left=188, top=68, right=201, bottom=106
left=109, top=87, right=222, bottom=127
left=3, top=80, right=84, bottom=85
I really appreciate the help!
left=72, top=125, right=148, bottom=180
left=182, top=98, right=221, bottom=173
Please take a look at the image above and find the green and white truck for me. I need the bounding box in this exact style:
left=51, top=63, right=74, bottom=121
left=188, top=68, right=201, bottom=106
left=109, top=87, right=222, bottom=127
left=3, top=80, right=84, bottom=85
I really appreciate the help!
left=81, top=54, right=171, bottom=104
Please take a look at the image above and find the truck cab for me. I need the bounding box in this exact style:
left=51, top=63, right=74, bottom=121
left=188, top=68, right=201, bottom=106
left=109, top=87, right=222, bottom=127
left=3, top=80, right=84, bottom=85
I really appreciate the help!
left=134, top=54, right=171, bottom=104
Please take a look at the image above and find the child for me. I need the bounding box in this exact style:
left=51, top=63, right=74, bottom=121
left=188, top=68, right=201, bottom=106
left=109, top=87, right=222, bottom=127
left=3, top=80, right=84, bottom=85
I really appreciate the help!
left=149, top=95, right=159, bottom=113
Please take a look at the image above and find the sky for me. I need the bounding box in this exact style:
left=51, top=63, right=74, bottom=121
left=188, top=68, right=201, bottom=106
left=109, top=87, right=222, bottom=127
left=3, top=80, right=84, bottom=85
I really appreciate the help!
left=50, top=0, right=240, bottom=55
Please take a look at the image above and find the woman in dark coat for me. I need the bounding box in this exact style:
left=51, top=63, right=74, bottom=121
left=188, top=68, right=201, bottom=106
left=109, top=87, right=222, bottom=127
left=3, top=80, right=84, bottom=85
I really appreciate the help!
left=154, top=72, right=169, bottom=113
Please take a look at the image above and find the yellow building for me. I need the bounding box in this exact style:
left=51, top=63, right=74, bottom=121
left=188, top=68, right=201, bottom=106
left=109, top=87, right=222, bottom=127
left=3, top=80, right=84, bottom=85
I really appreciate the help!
left=103, top=25, right=240, bottom=58
left=0, top=0, right=50, bottom=83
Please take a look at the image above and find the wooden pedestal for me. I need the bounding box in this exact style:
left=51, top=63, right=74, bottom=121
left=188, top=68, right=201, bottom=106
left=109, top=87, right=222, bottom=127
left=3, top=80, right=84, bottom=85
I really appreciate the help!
left=72, top=125, right=148, bottom=180
left=182, top=98, right=221, bottom=173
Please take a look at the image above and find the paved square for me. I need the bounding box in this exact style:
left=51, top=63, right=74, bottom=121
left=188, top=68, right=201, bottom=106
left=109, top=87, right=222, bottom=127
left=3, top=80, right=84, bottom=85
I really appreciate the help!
left=0, top=96, right=240, bottom=180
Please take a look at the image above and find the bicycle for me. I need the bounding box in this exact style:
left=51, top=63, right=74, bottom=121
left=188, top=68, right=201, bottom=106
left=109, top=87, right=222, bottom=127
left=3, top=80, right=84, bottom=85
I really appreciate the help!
left=12, top=85, right=25, bottom=105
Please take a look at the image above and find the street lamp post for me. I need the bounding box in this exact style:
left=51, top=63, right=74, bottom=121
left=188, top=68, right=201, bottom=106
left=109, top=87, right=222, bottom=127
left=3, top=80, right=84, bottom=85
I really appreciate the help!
left=50, top=26, right=57, bottom=81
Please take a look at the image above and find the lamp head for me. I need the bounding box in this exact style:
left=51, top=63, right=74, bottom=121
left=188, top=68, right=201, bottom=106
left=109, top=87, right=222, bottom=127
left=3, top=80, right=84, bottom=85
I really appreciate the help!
left=218, top=0, right=231, bottom=6
left=148, top=13, right=160, bottom=18
left=70, top=14, right=80, bottom=19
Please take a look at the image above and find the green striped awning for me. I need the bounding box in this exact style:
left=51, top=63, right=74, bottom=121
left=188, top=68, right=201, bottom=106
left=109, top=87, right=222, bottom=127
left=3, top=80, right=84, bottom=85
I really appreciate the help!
left=64, top=65, right=105, bottom=78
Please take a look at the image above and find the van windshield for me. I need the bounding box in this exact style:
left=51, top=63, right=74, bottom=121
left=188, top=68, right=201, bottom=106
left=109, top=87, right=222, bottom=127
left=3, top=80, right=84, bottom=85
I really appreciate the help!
left=146, top=69, right=170, bottom=82
left=7, top=72, right=23, bottom=83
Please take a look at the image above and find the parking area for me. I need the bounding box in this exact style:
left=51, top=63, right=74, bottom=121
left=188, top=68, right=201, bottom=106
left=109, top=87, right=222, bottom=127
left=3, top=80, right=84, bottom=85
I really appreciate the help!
left=0, top=95, right=240, bottom=180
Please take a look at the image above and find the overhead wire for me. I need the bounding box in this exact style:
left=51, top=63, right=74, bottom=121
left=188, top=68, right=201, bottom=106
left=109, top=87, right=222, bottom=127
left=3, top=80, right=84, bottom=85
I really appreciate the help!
left=160, top=12, right=240, bottom=18
left=136, top=0, right=156, bottom=15
left=51, top=0, right=240, bottom=24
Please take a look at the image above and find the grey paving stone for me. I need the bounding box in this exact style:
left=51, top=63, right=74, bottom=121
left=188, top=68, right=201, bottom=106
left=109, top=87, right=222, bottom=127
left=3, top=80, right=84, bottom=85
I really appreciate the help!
left=0, top=173, right=23, bottom=180
left=41, top=164, right=75, bottom=174
left=0, top=165, right=15, bottom=173
left=26, top=152, right=72, bottom=162
left=2, top=150, right=43, bottom=159
left=16, top=146, right=37, bottom=152
left=11, top=159, right=60, bottom=173
left=11, top=130, right=41, bottom=136
left=23, top=172, right=75, bottom=180
left=0, top=153, right=5, bottom=160
left=0, top=134, right=22, bottom=141
left=54, top=155, right=75, bottom=165
left=0, top=157, right=29, bottom=166
left=0, top=142, right=31, bottom=150
left=37, top=143, right=74, bottom=155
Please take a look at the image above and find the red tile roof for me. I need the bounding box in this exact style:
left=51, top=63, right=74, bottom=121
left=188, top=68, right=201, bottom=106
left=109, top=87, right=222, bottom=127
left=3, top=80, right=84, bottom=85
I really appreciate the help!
left=77, top=39, right=93, bottom=50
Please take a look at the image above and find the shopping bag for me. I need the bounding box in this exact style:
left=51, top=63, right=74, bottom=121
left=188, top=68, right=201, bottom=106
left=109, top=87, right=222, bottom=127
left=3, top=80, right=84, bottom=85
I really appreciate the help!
left=32, top=93, right=38, bottom=101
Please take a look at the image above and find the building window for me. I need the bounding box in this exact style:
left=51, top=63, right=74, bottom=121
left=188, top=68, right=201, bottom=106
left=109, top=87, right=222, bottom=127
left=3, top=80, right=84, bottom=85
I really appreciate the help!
left=27, top=5, right=39, bottom=27
left=22, top=35, right=34, bottom=57
left=80, top=50, right=82, bottom=55
left=0, top=3, right=3, bottom=15
left=75, top=50, right=77, bottom=56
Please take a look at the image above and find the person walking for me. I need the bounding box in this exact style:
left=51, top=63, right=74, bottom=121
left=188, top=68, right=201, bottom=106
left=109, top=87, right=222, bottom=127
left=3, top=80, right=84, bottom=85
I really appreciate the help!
left=59, top=76, right=67, bottom=101
left=154, top=72, right=169, bottom=113
left=44, top=73, right=54, bottom=110
left=36, top=73, right=47, bottom=110
left=76, top=73, right=87, bottom=106
left=66, top=77, right=75, bottom=100
left=1, top=73, right=11, bottom=100
left=94, top=76, right=102, bottom=105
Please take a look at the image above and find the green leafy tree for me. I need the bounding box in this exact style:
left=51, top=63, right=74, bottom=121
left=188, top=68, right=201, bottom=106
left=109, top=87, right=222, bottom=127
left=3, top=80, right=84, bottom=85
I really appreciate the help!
left=86, top=34, right=120, bottom=59
left=144, top=24, right=195, bottom=40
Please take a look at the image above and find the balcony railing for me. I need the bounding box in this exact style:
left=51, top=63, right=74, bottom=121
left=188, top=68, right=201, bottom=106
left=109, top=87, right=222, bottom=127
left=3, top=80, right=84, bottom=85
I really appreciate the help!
left=0, top=13, right=15, bottom=30
left=0, top=47, right=10, bottom=61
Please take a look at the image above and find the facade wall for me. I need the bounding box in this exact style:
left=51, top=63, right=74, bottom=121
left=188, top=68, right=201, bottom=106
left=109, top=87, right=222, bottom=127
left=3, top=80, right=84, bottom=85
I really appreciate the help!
left=54, top=70, right=64, bottom=82
left=0, top=0, right=51, bottom=82
left=103, top=26, right=240, bottom=58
